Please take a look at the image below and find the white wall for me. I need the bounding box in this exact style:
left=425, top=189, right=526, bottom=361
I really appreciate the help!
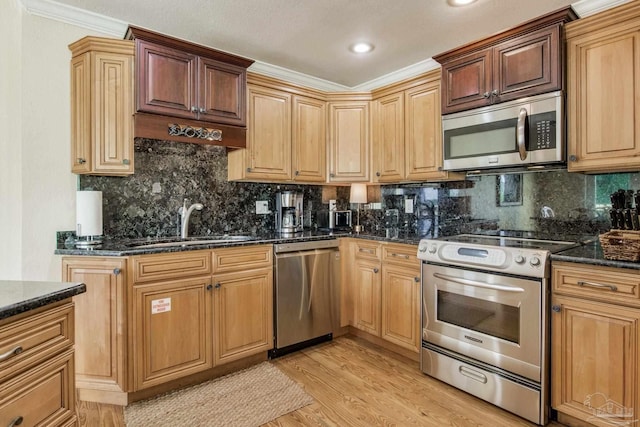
left=0, top=0, right=24, bottom=279
left=8, top=8, right=112, bottom=280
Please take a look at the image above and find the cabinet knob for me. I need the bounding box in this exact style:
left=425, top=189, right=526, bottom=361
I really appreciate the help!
left=122, top=159, right=130, bottom=165
left=330, top=173, right=335, bottom=178
left=191, top=106, right=198, bottom=113
left=552, top=305, right=561, bottom=313
left=569, top=155, right=577, bottom=162
left=246, top=167, right=252, bottom=173
left=295, top=170, right=300, bottom=176
left=491, top=90, right=499, bottom=97
left=206, top=284, right=213, bottom=291
left=483, top=92, right=490, bottom=98
left=77, top=158, right=86, bottom=164
left=215, top=283, right=221, bottom=289
left=113, top=268, right=121, bottom=275
left=199, top=107, right=206, bottom=114
left=8, top=416, right=23, bottom=427
left=373, top=268, right=379, bottom=273
left=376, top=171, right=381, bottom=177
left=414, top=277, right=420, bottom=283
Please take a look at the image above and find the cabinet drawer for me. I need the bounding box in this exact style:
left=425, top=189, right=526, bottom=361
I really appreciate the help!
left=132, top=251, right=212, bottom=283
left=213, top=245, right=272, bottom=273
left=382, top=243, right=420, bottom=267
left=0, top=349, right=76, bottom=427
left=354, top=241, right=381, bottom=261
left=0, top=303, right=73, bottom=381
left=552, top=262, right=640, bottom=307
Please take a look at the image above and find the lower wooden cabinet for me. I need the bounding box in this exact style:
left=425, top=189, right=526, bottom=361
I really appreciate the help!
left=0, top=302, right=77, bottom=427
left=346, top=239, right=421, bottom=355
left=551, top=262, right=640, bottom=427
left=62, top=256, right=127, bottom=405
left=132, top=277, right=213, bottom=390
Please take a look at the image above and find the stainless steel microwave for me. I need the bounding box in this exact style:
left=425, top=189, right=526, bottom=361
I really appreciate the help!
left=442, top=91, right=564, bottom=172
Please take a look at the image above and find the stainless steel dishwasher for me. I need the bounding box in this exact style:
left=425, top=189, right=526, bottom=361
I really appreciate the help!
left=270, top=239, right=340, bottom=358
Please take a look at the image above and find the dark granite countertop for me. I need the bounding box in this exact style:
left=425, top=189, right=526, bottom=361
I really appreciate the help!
left=54, top=230, right=422, bottom=257
left=0, top=280, right=86, bottom=321
left=552, top=240, right=640, bottom=271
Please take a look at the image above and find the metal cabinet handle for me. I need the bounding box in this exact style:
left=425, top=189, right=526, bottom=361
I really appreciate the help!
left=206, top=284, right=213, bottom=291
left=0, top=346, right=22, bottom=362
left=578, top=280, right=617, bottom=292
left=390, top=253, right=410, bottom=259
left=569, top=155, right=577, bottom=162
left=483, top=92, right=490, bottom=98
left=246, top=167, right=252, bottom=173
left=373, top=268, right=379, bottom=273
left=8, top=416, right=23, bottom=427
left=77, top=158, right=86, bottom=164
left=215, top=283, right=221, bottom=289
left=191, top=106, right=198, bottom=113
left=113, top=268, right=121, bottom=275
left=330, top=173, right=335, bottom=178
left=123, top=159, right=130, bottom=165
left=376, top=171, right=381, bottom=177
left=295, top=170, right=299, bottom=176
left=491, top=90, right=499, bottom=97
left=552, top=305, right=561, bottom=313
left=359, top=248, right=375, bottom=254
left=414, top=277, right=420, bottom=283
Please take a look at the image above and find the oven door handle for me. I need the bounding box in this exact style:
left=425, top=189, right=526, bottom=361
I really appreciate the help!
left=433, top=272, right=525, bottom=293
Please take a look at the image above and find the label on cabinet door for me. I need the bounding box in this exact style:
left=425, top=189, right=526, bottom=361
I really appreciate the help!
left=151, top=298, right=171, bottom=314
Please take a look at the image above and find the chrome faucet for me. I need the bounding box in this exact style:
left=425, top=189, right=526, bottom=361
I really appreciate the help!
left=178, top=198, right=203, bottom=238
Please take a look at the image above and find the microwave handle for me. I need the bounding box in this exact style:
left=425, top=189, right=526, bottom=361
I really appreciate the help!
left=517, top=107, right=528, bottom=161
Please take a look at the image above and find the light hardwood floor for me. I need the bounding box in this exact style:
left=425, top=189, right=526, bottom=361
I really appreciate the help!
left=77, top=335, right=565, bottom=426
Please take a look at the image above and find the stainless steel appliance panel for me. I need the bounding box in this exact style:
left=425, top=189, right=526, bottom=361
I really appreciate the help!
left=274, top=240, right=339, bottom=350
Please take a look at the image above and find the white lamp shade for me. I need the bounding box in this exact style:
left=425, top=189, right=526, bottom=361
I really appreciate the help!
left=349, top=183, right=368, bottom=204
left=76, top=191, right=103, bottom=237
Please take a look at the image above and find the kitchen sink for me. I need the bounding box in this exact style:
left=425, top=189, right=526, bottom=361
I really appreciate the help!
left=126, top=235, right=257, bottom=249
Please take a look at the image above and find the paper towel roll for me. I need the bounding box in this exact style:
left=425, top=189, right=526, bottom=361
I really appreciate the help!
left=76, top=191, right=103, bottom=237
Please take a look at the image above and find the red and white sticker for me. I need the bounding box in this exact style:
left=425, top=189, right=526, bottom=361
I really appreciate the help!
left=151, top=298, right=171, bottom=314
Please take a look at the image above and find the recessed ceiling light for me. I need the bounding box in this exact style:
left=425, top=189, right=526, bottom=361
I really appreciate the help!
left=447, top=0, right=477, bottom=6
left=349, top=42, right=374, bottom=54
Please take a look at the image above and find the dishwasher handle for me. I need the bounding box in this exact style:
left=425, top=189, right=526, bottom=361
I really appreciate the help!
left=274, top=239, right=339, bottom=253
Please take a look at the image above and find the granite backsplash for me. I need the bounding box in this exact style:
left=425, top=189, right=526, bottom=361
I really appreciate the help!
left=78, top=138, right=639, bottom=240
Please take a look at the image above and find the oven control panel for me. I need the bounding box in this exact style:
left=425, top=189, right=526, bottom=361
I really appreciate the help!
left=418, top=239, right=549, bottom=278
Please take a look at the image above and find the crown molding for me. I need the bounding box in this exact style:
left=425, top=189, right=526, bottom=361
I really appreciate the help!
left=18, top=0, right=627, bottom=91
left=571, top=0, right=630, bottom=17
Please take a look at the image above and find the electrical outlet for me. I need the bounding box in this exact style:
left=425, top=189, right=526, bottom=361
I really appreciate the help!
left=405, top=198, right=414, bottom=214
left=255, top=201, right=269, bottom=214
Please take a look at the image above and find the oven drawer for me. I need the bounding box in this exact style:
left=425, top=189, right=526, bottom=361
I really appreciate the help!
left=552, top=262, right=640, bottom=307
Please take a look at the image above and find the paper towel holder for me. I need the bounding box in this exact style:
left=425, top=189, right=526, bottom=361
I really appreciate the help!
left=75, top=190, right=104, bottom=248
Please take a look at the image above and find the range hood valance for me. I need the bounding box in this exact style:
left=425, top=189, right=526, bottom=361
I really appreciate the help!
left=126, top=26, right=254, bottom=148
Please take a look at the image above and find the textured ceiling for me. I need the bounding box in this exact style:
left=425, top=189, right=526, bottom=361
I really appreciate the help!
left=32, top=0, right=623, bottom=88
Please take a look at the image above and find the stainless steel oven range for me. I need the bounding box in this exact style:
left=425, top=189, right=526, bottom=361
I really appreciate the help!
left=417, top=233, right=578, bottom=425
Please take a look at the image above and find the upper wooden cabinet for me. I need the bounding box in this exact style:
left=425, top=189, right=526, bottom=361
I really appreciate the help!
left=566, top=1, right=640, bottom=173
left=372, top=71, right=464, bottom=183
left=327, top=98, right=371, bottom=183
left=228, top=74, right=326, bottom=183
left=69, top=37, right=134, bottom=175
left=434, top=7, right=576, bottom=115
left=126, top=26, right=253, bottom=148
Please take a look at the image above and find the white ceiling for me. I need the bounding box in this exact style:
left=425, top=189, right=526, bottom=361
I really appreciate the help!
left=21, top=0, right=628, bottom=90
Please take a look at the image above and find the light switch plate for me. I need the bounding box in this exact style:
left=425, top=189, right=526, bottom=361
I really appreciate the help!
left=405, top=198, right=414, bottom=214
left=256, top=201, right=269, bottom=214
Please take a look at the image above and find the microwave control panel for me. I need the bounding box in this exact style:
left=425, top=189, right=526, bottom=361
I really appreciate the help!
left=530, top=111, right=556, bottom=151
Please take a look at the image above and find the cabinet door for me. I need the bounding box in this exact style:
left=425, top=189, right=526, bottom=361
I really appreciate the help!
left=62, top=257, right=127, bottom=400
left=493, top=25, right=560, bottom=103
left=136, top=40, right=197, bottom=119
left=440, top=49, right=492, bottom=114
left=70, top=52, right=91, bottom=174
left=328, top=101, right=370, bottom=182
left=213, top=268, right=273, bottom=365
left=551, top=295, right=639, bottom=426
left=199, top=57, right=247, bottom=126
left=353, top=259, right=381, bottom=335
left=132, top=278, right=212, bottom=390
left=244, top=85, right=292, bottom=180
left=404, top=83, right=449, bottom=181
left=292, top=95, right=326, bottom=183
left=567, top=22, right=640, bottom=172
left=381, top=264, right=420, bottom=353
left=373, top=92, right=405, bottom=182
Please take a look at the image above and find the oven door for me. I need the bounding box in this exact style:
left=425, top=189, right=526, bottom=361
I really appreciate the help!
left=422, top=263, right=543, bottom=381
